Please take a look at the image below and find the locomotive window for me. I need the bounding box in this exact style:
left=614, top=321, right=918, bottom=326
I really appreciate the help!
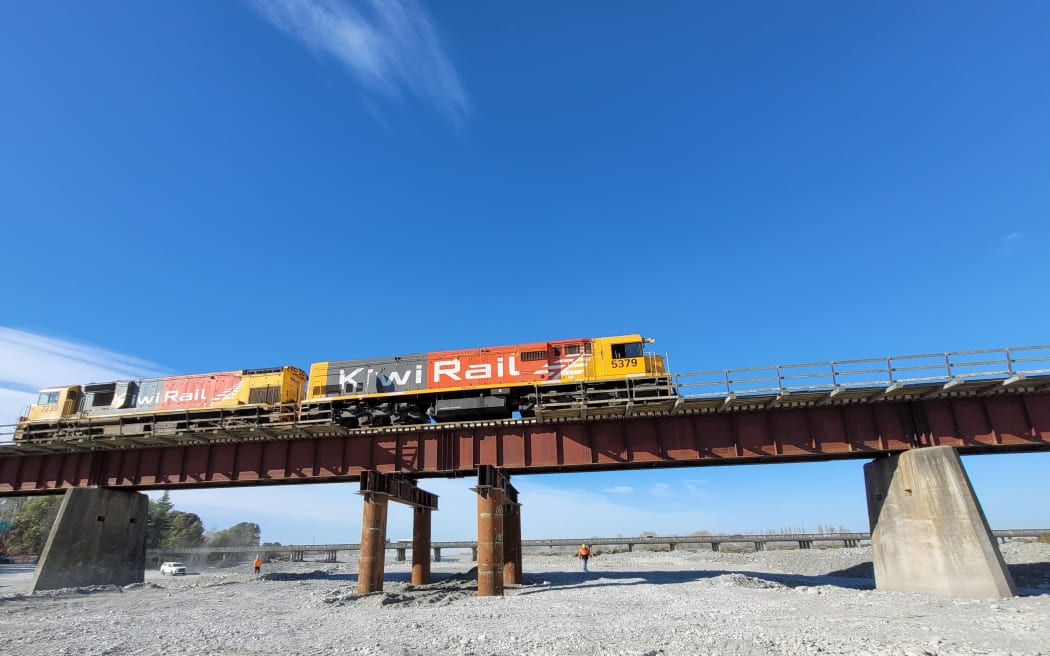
left=611, top=343, right=643, bottom=359
left=91, top=390, right=115, bottom=407
left=37, top=391, right=60, bottom=405
left=521, top=351, right=546, bottom=361
left=553, top=347, right=561, bottom=357
left=565, top=344, right=580, bottom=355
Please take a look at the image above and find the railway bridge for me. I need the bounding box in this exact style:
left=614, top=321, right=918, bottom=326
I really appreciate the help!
left=2, top=346, right=1048, bottom=598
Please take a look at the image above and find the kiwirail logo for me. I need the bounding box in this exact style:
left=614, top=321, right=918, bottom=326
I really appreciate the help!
left=339, top=364, right=424, bottom=391
left=432, top=356, right=521, bottom=382
left=0, top=327, right=166, bottom=428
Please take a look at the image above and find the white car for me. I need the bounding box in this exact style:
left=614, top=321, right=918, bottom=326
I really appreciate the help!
left=160, top=562, right=187, bottom=576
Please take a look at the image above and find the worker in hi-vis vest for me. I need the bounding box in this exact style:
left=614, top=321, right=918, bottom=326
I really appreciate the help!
left=577, top=544, right=591, bottom=572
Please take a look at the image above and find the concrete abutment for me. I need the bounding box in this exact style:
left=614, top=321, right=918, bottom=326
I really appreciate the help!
left=864, top=446, right=1016, bottom=598
left=30, top=487, right=148, bottom=592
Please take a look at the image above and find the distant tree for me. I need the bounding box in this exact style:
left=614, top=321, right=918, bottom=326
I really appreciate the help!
left=147, top=492, right=175, bottom=549
left=162, top=511, right=205, bottom=550
left=207, top=522, right=261, bottom=547
left=0, top=498, right=26, bottom=524
left=7, top=496, right=61, bottom=555
left=260, top=541, right=282, bottom=561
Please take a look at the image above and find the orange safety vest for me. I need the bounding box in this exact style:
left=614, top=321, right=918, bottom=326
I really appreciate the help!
left=578, top=547, right=590, bottom=557
left=254, top=558, right=262, bottom=568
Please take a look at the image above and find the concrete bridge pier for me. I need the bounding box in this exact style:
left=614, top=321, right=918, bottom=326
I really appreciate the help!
left=30, top=487, right=148, bottom=592
left=864, top=445, right=1016, bottom=598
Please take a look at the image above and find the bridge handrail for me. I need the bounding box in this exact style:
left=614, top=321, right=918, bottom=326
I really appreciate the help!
left=3, top=345, right=1049, bottom=446
left=674, top=345, right=1050, bottom=399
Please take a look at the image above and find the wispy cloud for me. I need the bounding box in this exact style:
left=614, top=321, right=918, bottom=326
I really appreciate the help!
left=0, top=327, right=166, bottom=427
left=683, top=480, right=712, bottom=499
left=249, top=0, right=470, bottom=124
left=993, top=231, right=1024, bottom=256
left=603, top=485, right=633, bottom=494
left=647, top=483, right=673, bottom=497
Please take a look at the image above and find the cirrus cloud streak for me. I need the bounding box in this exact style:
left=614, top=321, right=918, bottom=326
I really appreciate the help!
left=249, top=0, right=470, bottom=124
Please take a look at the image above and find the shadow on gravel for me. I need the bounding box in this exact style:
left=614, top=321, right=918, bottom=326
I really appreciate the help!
left=260, top=570, right=474, bottom=585
left=256, top=561, right=1050, bottom=598
left=827, top=562, right=874, bottom=579
left=827, top=560, right=1050, bottom=596
left=1009, top=562, right=1050, bottom=590
left=517, top=569, right=875, bottom=594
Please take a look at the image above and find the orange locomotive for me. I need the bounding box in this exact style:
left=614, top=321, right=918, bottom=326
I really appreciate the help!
left=14, top=334, right=671, bottom=440
left=302, top=333, right=672, bottom=427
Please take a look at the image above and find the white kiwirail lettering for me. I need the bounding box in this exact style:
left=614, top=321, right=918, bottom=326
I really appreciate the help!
left=339, top=368, right=365, bottom=392
left=433, top=360, right=461, bottom=382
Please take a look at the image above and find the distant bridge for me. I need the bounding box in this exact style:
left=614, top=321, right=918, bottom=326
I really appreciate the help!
left=149, top=529, right=1049, bottom=563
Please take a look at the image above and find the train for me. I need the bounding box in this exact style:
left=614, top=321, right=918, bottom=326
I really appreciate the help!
left=14, top=333, right=673, bottom=442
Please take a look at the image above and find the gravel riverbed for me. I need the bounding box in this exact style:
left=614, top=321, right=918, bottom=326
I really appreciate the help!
left=0, top=542, right=1048, bottom=655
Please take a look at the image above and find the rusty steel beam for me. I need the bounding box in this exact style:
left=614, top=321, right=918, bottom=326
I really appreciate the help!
left=503, top=502, right=522, bottom=585
left=412, top=507, right=432, bottom=586
left=1, top=394, right=1048, bottom=495
left=359, top=471, right=438, bottom=510
left=356, top=470, right=440, bottom=593
left=475, top=485, right=504, bottom=597
left=357, top=493, right=388, bottom=594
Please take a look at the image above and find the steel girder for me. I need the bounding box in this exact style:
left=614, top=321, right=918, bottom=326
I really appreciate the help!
left=1, top=394, right=1048, bottom=494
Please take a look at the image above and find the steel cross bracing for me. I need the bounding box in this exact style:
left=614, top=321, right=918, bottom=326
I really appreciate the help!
left=1, top=346, right=1049, bottom=494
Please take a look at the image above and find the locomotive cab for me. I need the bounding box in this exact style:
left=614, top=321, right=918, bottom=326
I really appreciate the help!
left=591, top=335, right=667, bottom=380
left=25, top=386, right=81, bottom=423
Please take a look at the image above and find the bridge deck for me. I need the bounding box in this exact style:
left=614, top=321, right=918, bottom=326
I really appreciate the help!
left=1, top=348, right=1048, bottom=494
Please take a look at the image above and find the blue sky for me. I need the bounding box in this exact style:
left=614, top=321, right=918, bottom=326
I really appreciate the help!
left=1, top=1, right=1048, bottom=544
